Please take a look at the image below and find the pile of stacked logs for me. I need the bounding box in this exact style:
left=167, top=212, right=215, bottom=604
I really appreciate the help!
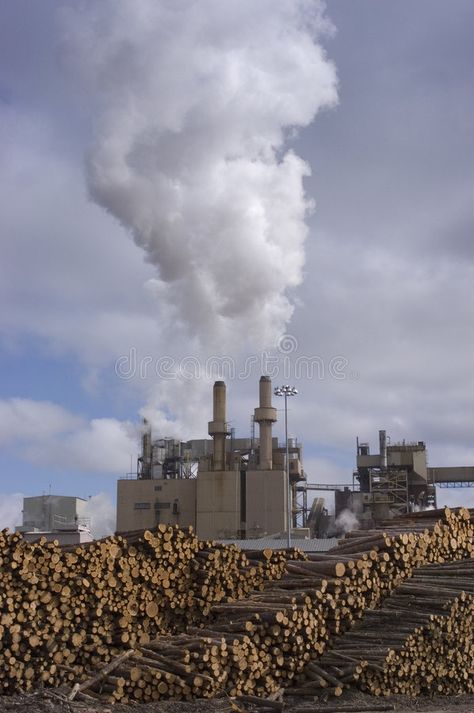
left=0, top=507, right=472, bottom=703
left=0, top=524, right=301, bottom=695
left=363, top=595, right=473, bottom=696
left=292, top=558, right=474, bottom=698
left=68, top=507, right=473, bottom=703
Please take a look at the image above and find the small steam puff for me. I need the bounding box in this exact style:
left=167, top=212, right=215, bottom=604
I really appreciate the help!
left=335, top=508, right=359, bottom=534
left=63, top=0, right=338, bottom=351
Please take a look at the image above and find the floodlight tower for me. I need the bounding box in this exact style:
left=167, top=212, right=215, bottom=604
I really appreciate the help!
left=274, top=385, right=298, bottom=547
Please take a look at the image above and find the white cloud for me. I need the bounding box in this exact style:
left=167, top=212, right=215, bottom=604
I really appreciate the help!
left=82, top=492, right=116, bottom=539
left=0, top=493, right=23, bottom=532
left=0, top=398, right=137, bottom=475
left=0, top=398, right=81, bottom=446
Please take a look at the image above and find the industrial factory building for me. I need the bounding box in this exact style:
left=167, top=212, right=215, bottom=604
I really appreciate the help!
left=337, top=430, right=474, bottom=525
left=117, top=377, right=305, bottom=540
left=117, top=378, right=474, bottom=539
left=15, top=494, right=93, bottom=545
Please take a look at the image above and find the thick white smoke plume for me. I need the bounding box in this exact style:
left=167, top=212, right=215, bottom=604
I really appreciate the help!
left=62, top=0, right=338, bottom=351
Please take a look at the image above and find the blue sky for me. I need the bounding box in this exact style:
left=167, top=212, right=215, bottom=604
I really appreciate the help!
left=1, top=0, right=474, bottom=534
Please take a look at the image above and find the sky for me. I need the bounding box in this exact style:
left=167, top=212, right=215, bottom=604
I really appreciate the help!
left=1, top=0, right=473, bottom=536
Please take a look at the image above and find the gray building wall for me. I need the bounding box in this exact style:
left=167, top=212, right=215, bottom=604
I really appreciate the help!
left=246, top=469, right=287, bottom=537
left=196, top=469, right=241, bottom=540
left=17, top=495, right=87, bottom=532
left=116, top=478, right=197, bottom=532
left=118, top=466, right=289, bottom=541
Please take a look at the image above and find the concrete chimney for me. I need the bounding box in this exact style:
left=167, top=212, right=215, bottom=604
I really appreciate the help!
left=379, top=429, right=387, bottom=469
left=140, top=418, right=152, bottom=479
left=254, top=376, right=277, bottom=470
left=208, top=381, right=228, bottom=471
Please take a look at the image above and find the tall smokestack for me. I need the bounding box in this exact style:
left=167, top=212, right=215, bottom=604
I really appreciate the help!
left=379, top=429, right=387, bottom=469
left=208, top=381, right=228, bottom=471
left=140, top=418, right=152, bottom=479
left=254, top=376, right=277, bottom=470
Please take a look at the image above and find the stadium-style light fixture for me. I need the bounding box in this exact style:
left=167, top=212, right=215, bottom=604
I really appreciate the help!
left=274, top=385, right=298, bottom=547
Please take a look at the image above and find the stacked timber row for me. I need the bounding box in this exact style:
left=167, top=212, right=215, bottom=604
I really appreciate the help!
left=0, top=508, right=472, bottom=701
left=362, top=596, right=474, bottom=696
left=288, top=505, right=474, bottom=638
left=0, top=524, right=301, bottom=695
left=69, top=507, right=473, bottom=703
left=292, top=558, right=474, bottom=698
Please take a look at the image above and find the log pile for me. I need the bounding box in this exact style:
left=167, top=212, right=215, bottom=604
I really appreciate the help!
left=288, top=505, right=474, bottom=642
left=0, top=507, right=472, bottom=703
left=0, top=524, right=301, bottom=695
left=362, top=594, right=474, bottom=696
left=69, top=507, right=473, bottom=703
left=293, top=557, right=474, bottom=698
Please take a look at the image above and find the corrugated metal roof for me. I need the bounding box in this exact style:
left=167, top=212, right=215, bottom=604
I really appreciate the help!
left=217, top=537, right=338, bottom=552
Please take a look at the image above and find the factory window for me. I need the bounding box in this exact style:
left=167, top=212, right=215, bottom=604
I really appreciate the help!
left=154, top=485, right=162, bottom=491
left=154, top=502, right=171, bottom=509
left=134, top=502, right=151, bottom=510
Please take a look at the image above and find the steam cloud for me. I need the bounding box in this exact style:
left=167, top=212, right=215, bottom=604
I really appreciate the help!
left=335, top=508, right=359, bottom=534
left=0, top=494, right=23, bottom=532
left=82, top=493, right=116, bottom=539
left=63, top=0, right=338, bottom=351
